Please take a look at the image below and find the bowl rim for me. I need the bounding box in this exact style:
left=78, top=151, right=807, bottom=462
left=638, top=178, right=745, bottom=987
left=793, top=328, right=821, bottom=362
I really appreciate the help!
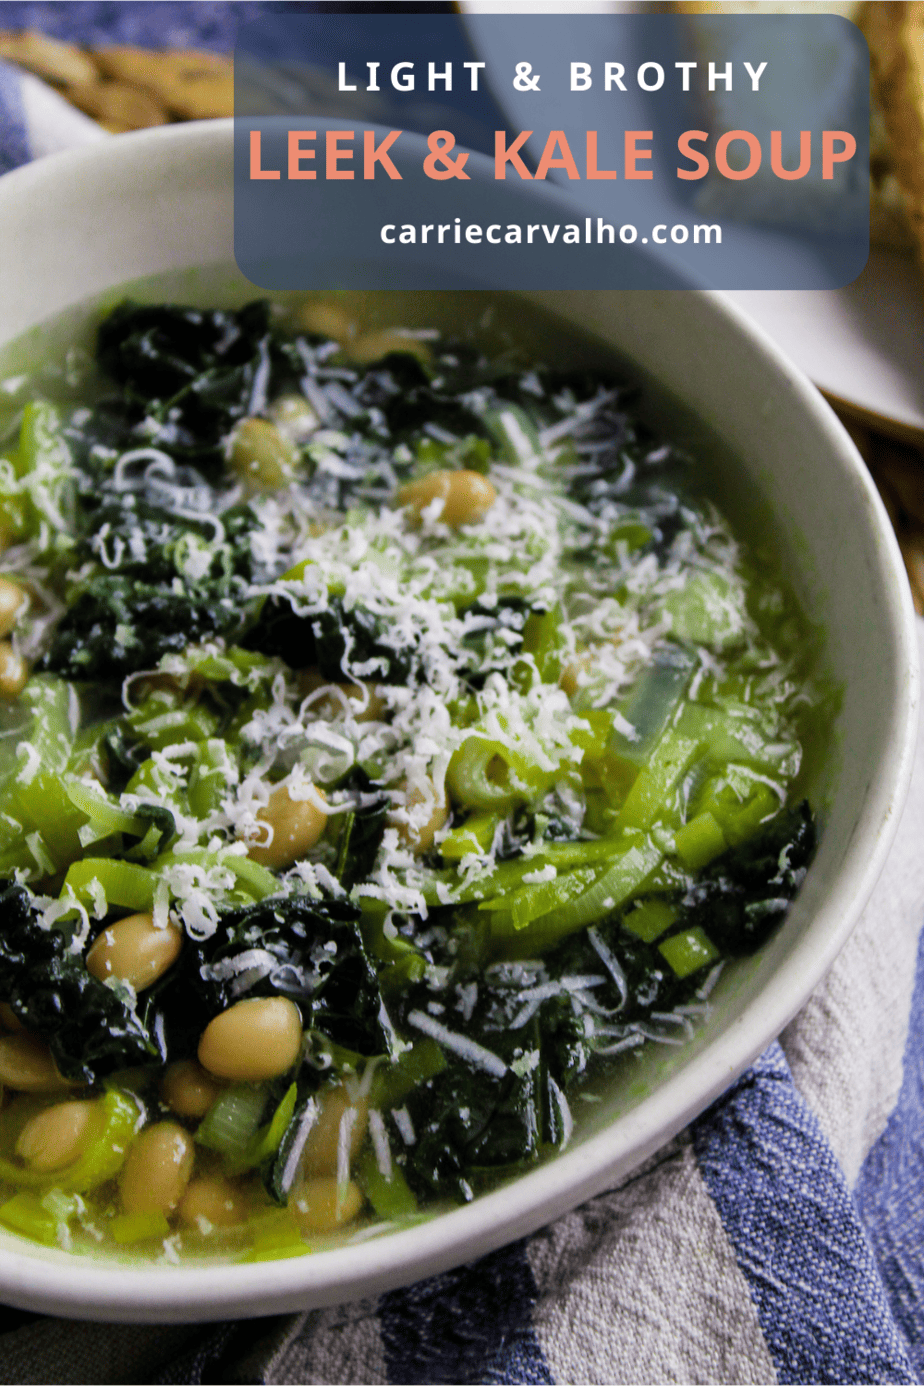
left=0, top=119, right=917, bottom=1322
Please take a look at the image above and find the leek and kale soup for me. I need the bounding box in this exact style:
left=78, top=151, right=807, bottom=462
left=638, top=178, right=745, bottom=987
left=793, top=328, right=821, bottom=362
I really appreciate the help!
left=0, top=297, right=823, bottom=1261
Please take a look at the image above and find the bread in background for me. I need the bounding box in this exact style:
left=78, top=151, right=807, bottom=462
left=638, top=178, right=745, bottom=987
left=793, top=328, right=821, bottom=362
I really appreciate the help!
left=0, top=32, right=233, bottom=132
left=862, top=3, right=924, bottom=262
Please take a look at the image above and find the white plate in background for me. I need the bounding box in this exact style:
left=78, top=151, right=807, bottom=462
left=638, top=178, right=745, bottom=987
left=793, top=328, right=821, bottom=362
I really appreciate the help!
left=725, top=253, right=924, bottom=439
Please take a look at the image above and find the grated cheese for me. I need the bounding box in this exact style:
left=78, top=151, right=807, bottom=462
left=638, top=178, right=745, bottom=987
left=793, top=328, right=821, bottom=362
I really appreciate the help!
left=407, top=1009, right=507, bottom=1078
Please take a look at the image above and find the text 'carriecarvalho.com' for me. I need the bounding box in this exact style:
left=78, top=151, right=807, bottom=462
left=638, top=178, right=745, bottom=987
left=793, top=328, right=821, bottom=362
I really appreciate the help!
left=378, top=218, right=722, bottom=247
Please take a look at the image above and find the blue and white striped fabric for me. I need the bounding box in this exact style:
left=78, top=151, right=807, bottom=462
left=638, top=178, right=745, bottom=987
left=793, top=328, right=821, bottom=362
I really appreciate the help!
left=1, top=13, right=924, bottom=1383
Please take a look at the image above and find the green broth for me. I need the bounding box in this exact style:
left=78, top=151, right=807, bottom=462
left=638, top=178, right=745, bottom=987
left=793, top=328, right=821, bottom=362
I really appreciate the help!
left=0, top=288, right=832, bottom=1262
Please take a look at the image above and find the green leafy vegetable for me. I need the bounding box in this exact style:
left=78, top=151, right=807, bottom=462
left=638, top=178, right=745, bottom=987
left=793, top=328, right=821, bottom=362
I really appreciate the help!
left=380, top=803, right=815, bottom=1202
left=0, top=885, right=392, bottom=1085
left=245, top=595, right=417, bottom=684
left=334, top=769, right=391, bottom=891
left=0, top=885, right=162, bottom=1082
left=95, top=301, right=275, bottom=474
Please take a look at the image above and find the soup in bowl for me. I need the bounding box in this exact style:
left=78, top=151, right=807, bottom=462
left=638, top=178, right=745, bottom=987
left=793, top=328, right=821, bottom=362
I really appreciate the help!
left=0, top=121, right=914, bottom=1322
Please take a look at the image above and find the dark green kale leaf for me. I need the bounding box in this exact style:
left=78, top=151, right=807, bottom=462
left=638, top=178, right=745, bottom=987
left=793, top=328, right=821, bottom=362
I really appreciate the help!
left=246, top=590, right=550, bottom=694
left=458, top=595, right=529, bottom=686
left=389, top=994, right=580, bottom=1203
left=0, top=885, right=163, bottom=1083
left=100, top=723, right=152, bottom=794
left=39, top=574, right=235, bottom=681
left=244, top=595, right=416, bottom=684
left=334, top=768, right=390, bottom=891
left=49, top=341, right=261, bottom=685
left=95, top=301, right=275, bottom=474
left=554, top=383, right=697, bottom=555
left=127, top=804, right=178, bottom=859
left=387, top=925, right=701, bottom=1202
left=351, top=352, right=432, bottom=407
left=63, top=399, right=141, bottom=480
left=386, top=802, right=817, bottom=1204
left=490, top=806, right=583, bottom=863
left=40, top=488, right=258, bottom=681
left=397, top=1054, right=539, bottom=1202
left=264, top=1079, right=323, bottom=1205
left=353, top=358, right=485, bottom=442
left=144, top=895, right=394, bottom=1064
left=0, top=886, right=392, bottom=1086
left=76, top=495, right=255, bottom=583
left=680, top=800, right=816, bottom=955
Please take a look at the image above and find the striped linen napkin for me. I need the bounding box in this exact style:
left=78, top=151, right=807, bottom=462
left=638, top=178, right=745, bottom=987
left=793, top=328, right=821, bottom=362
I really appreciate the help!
left=1, top=10, right=924, bottom=1381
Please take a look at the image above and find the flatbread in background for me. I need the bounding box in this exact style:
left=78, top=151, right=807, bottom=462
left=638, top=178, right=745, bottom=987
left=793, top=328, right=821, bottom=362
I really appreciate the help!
left=63, top=80, right=168, bottom=135
left=0, top=29, right=97, bottom=87
left=862, top=3, right=924, bottom=262
left=0, top=32, right=233, bottom=132
left=92, top=47, right=234, bottom=122
left=672, top=1, right=913, bottom=249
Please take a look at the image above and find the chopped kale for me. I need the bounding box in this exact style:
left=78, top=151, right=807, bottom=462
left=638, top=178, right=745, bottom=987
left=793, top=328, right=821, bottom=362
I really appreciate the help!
left=334, top=768, right=391, bottom=892
left=244, top=594, right=417, bottom=683
left=387, top=982, right=593, bottom=1202
left=385, top=803, right=816, bottom=1202
left=458, top=595, right=530, bottom=688
left=100, top=723, right=149, bottom=794
left=40, top=477, right=258, bottom=681
left=128, top=804, right=178, bottom=859
left=362, top=368, right=485, bottom=442
left=35, top=301, right=300, bottom=682
left=144, top=894, right=394, bottom=1064
left=264, top=1081, right=321, bottom=1205
left=396, top=1047, right=544, bottom=1201
left=95, top=301, right=275, bottom=475
left=74, top=494, right=255, bottom=584
left=681, top=800, right=816, bottom=955
left=40, top=574, right=236, bottom=681
left=0, top=887, right=391, bottom=1086
left=0, top=885, right=162, bottom=1083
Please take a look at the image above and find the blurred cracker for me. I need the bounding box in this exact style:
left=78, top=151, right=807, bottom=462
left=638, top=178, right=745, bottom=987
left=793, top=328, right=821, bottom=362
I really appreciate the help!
left=65, top=80, right=168, bottom=131
left=675, top=1, right=856, bottom=11
left=160, top=72, right=234, bottom=121
left=0, top=34, right=234, bottom=129
left=93, top=46, right=233, bottom=120
left=869, top=171, right=914, bottom=247
left=94, top=45, right=226, bottom=91
left=868, top=90, right=915, bottom=247
left=862, top=2, right=924, bottom=261
left=0, top=29, right=98, bottom=87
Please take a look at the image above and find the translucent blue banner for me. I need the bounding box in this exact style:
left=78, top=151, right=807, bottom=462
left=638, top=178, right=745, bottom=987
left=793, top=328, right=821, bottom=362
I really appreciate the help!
left=234, top=11, right=869, bottom=291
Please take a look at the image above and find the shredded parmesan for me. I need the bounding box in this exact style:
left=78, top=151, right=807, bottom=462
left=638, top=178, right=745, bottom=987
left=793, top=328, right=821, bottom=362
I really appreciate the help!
left=407, top=1009, right=507, bottom=1078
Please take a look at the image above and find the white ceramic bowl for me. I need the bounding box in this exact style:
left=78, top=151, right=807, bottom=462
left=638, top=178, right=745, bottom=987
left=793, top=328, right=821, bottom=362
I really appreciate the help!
left=0, top=121, right=916, bottom=1322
